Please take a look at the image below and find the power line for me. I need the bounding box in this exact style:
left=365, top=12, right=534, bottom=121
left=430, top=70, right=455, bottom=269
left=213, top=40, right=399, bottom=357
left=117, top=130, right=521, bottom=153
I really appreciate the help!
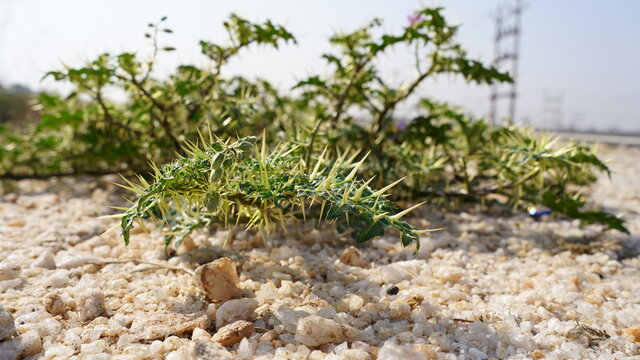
left=489, top=0, right=526, bottom=126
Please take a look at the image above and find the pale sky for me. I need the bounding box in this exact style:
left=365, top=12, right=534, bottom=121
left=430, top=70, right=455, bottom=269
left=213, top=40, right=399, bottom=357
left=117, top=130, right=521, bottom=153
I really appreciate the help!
left=1, top=0, right=639, bottom=133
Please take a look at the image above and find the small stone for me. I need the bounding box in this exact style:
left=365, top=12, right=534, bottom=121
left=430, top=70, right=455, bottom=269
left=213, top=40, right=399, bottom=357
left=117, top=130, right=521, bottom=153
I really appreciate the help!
left=212, top=320, right=255, bottom=346
left=275, top=305, right=311, bottom=333
left=531, top=350, right=545, bottom=359
left=413, top=344, right=438, bottom=359
left=38, top=318, right=62, bottom=337
left=237, top=337, right=257, bottom=359
left=342, top=348, right=372, bottom=360
left=468, top=347, right=488, bottom=360
left=0, top=304, right=16, bottom=341
left=386, top=286, right=399, bottom=295
left=437, top=271, right=463, bottom=283
left=21, top=330, right=43, bottom=355
left=0, top=338, right=23, bottom=360
left=377, top=343, right=423, bottom=360
left=295, top=315, right=345, bottom=347
left=468, top=321, right=490, bottom=334
left=43, top=291, right=75, bottom=316
left=206, top=303, right=217, bottom=323
left=32, top=251, right=56, bottom=269
left=192, top=341, right=235, bottom=360
left=623, top=325, right=640, bottom=342
left=348, top=295, right=365, bottom=312
left=216, top=298, right=258, bottom=328
left=44, top=345, right=75, bottom=358
left=80, top=340, right=107, bottom=354
left=191, top=327, right=212, bottom=341
left=166, top=348, right=192, bottom=360
left=194, top=257, right=241, bottom=302
left=260, top=329, right=277, bottom=342
left=7, top=219, right=25, bottom=227
left=79, top=291, right=108, bottom=322
left=0, top=264, right=21, bottom=281
left=45, top=270, right=69, bottom=287
left=0, top=278, right=22, bottom=293
left=58, top=254, right=99, bottom=269
left=340, top=247, right=368, bottom=267
left=130, top=311, right=210, bottom=341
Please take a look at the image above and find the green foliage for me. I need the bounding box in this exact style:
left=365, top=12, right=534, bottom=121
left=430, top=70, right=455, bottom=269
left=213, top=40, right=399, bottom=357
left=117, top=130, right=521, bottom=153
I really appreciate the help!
left=1, top=15, right=296, bottom=176
left=118, top=136, right=429, bottom=250
left=0, top=7, right=627, bottom=241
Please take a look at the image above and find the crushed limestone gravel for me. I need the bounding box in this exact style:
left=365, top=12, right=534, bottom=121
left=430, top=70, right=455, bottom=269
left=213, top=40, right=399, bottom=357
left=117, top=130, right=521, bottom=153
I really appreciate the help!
left=0, top=145, right=639, bottom=359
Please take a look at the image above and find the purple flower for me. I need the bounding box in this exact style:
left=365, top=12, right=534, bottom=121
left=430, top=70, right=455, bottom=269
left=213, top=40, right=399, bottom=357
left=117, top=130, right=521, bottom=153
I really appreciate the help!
left=407, top=13, right=424, bottom=28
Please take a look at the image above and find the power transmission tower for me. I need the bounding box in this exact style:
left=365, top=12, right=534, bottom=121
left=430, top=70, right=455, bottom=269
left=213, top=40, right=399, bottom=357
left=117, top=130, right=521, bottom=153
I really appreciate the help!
left=489, top=0, right=526, bottom=126
left=542, top=92, right=563, bottom=131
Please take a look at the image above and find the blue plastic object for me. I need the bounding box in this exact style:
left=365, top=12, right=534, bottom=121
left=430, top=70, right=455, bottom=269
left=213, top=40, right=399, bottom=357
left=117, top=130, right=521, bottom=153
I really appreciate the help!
left=527, top=206, right=552, bottom=220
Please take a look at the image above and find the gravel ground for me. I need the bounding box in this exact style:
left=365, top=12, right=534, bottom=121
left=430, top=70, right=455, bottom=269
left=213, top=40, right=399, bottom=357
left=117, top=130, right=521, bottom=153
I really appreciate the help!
left=1, top=145, right=639, bottom=360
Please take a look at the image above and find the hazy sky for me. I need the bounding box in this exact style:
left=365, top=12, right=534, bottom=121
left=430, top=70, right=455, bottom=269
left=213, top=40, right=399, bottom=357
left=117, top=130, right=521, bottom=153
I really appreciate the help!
left=1, top=0, right=639, bottom=132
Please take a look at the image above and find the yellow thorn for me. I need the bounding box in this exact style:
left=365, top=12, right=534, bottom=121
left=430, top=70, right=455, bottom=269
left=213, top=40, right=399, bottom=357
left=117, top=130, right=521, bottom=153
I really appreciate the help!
left=352, top=177, right=375, bottom=202
left=344, top=151, right=370, bottom=181
left=415, top=228, right=446, bottom=234
left=260, top=129, right=267, bottom=159
left=341, top=182, right=354, bottom=203
left=373, top=212, right=389, bottom=221
left=310, top=147, right=327, bottom=180
left=368, top=177, right=406, bottom=199
left=389, top=201, right=427, bottom=221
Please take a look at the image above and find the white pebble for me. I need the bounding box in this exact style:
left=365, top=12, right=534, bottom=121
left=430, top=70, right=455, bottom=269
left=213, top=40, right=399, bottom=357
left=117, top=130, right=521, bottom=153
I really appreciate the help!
left=45, top=270, right=70, bottom=288
left=0, top=263, right=21, bottom=281
left=57, top=254, right=99, bottom=269
left=79, top=291, right=108, bottom=321
left=295, top=315, right=345, bottom=347
left=468, top=347, right=488, bottom=360
left=377, top=342, right=423, bottom=360
left=44, top=345, right=75, bottom=357
left=38, top=317, right=62, bottom=337
left=216, top=298, right=258, bottom=328
left=31, top=252, right=56, bottom=269
left=20, top=329, right=42, bottom=356
left=237, top=337, right=256, bottom=359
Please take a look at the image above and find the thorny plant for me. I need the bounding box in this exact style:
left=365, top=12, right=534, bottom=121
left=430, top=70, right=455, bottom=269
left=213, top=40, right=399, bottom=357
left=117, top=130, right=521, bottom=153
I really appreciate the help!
left=0, top=7, right=628, bottom=244
left=115, top=136, right=437, bottom=251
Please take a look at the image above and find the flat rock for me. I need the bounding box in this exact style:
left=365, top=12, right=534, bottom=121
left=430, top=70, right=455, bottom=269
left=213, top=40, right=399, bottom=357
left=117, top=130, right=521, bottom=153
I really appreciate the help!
left=212, top=320, right=255, bottom=346
left=130, top=311, right=210, bottom=341
left=57, top=254, right=99, bottom=269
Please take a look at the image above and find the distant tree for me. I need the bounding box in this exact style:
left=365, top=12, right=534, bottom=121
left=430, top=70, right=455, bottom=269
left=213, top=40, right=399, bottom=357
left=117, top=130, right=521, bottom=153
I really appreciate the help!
left=0, top=83, right=38, bottom=126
